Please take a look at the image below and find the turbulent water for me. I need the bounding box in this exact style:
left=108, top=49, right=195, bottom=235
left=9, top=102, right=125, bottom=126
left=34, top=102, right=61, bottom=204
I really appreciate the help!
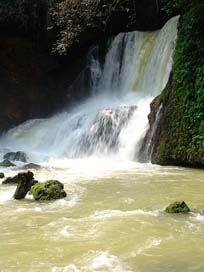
left=2, top=16, right=204, bottom=272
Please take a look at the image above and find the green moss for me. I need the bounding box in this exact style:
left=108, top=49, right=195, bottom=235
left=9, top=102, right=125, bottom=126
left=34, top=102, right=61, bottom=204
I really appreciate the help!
left=152, top=2, right=204, bottom=166
left=0, top=160, right=16, bottom=167
left=30, top=180, right=67, bottom=201
left=0, top=172, right=5, bottom=179
left=165, top=201, right=190, bottom=213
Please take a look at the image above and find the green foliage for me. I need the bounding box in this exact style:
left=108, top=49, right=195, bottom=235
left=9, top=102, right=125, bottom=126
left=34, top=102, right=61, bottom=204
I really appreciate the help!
left=153, top=2, right=204, bottom=166
left=50, top=0, right=134, bottom=54
left=161, top=0, right=188, bottom=16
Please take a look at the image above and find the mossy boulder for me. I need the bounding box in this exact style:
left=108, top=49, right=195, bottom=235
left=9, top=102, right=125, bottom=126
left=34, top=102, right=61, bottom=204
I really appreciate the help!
left=30, top=180, right=67, bottom=201
left=165, top=201, right=190, bottom=214
left=0, top=159, right=16, bottom=167
left=0, top=172, right=4, bottom=179
left=13, top=171, right=37, bottom=200
left=2, top=175, right=18, bottom=184
left=3, top=151, right=27, bottom=162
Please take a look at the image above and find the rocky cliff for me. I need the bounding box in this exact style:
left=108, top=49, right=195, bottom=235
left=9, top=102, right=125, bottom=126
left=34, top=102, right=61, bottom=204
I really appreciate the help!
left=147, top=0, right=204, bottom=167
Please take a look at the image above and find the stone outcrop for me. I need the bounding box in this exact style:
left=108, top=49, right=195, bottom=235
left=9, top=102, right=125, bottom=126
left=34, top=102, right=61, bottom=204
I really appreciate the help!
left=13, top=171, right=37, bottom=200
left=3, top=151, right=27, bottom=162
left=22, top=163, right=41, bottom=170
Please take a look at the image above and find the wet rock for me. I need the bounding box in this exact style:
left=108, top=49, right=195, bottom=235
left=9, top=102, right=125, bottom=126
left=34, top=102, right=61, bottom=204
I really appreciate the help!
left=22, top=163, right=41, bottom=170
left=2, top=175, right=18, bottom=184
left=30, top=180, right=67, bottom=201
left=165, top=201, right=190, bottom=214
left=0, top=172, right=4, bottom=179
left=13, top=171, right=37, bottom=200
left=3, top=151, right=27, bottom=162
left=0, top=159, right=16, bottom=167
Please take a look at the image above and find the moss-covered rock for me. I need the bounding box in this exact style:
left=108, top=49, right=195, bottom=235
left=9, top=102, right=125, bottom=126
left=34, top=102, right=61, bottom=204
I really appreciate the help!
left=165, top=201, right=190, bottom=214
left=13, top=171, right=37, bottom=200
left=2, top=175, right=18, bottom=184
left=0, top=159, right=16, bottom=167
left=30, top=180, right=67, bottom=201
left=149, top=2, right=204, bottom=166
left=0, top=172, right=5, bottom=179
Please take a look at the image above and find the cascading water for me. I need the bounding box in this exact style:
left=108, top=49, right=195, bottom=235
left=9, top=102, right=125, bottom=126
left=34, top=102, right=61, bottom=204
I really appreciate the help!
left=0, top=16, right=179, bottom=163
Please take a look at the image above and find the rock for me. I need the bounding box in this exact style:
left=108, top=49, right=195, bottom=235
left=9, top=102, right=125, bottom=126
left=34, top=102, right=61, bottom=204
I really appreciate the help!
left=30, top=180, right=67, bottom=201
left=165, top=201, right=190, bottom=214
left=0, top=159, right=16, bottom=167
left=0, top=172, right=4, bottom=179
left=3, top=151, right=27, bottom=162
left=22, top=163, right=41, bottom=170
left=2, top=175, right=18, bottom=184
left=13, top=171, right=37, bottom=200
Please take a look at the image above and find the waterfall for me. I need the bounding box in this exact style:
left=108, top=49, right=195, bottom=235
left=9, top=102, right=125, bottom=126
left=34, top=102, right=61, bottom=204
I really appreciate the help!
left=0, top=16, right=179, bottom=163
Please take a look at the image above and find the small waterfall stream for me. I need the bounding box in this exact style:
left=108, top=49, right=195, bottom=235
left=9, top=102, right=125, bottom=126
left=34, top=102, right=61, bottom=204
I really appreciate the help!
left=0, top=16, right=179, bottom=163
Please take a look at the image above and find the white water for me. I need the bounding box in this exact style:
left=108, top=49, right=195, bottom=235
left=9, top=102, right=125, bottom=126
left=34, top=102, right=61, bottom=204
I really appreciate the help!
left=0, top=16, right=179, bottom=165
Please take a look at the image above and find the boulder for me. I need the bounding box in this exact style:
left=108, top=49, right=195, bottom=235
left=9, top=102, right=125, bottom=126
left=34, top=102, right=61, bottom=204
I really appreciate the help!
left=3, top=151, right=27, bottom=162
left=2, top=175, right=18, bottom=184
left=30, top=180, right=67, bottom=201
left=0, top=172, right=4, bottom=179
left=0, top=159, right=16, bottom=167
left=165, top=201, right=190, bottom=214
left=13, top=171, right=37, bottom=200
left=22, top=163, right=41, bottom=170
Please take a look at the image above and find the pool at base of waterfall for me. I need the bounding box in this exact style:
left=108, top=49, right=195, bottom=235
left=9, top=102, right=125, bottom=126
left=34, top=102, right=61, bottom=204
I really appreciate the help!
left=1, top=161, right=204, bottom=272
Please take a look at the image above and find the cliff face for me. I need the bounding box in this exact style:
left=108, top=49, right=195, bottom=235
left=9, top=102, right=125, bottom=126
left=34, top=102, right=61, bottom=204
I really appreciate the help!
left=148, top=1, right=204, bottom=167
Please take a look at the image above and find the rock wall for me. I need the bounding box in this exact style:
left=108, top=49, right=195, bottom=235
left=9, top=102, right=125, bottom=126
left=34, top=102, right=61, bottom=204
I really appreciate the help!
left=148, top=1, right=204, bottom=167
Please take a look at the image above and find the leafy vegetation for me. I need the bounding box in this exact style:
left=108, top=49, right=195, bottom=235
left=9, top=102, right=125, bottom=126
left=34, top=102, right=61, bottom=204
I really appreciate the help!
left=152, top=1, right=204, bottom=166
left=50, top=0, right=135, bottom=54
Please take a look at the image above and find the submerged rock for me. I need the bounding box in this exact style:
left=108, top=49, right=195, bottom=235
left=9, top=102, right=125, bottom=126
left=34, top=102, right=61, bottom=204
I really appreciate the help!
left=3, top=151, right=27, bottom=162
left=165, top=201, right=190, bottom=214
left=0, top=159, right=16, bottom=167
left=22, top=163, right=41, bottom=170
left=2, top=175, right=18, bottom=184
left=13, top=171, right=37, bottom=200
left=0, top=172, right=4, bottom=179
left=30, top=180, right=67, bottom=201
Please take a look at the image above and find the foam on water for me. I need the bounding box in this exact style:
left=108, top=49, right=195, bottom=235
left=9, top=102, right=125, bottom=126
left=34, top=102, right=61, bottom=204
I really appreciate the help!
left=89, top=209, right=160, bottom=220
left=0, top=188, right=14, bottom=204
left=52, top=251, right=129, bottom=272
